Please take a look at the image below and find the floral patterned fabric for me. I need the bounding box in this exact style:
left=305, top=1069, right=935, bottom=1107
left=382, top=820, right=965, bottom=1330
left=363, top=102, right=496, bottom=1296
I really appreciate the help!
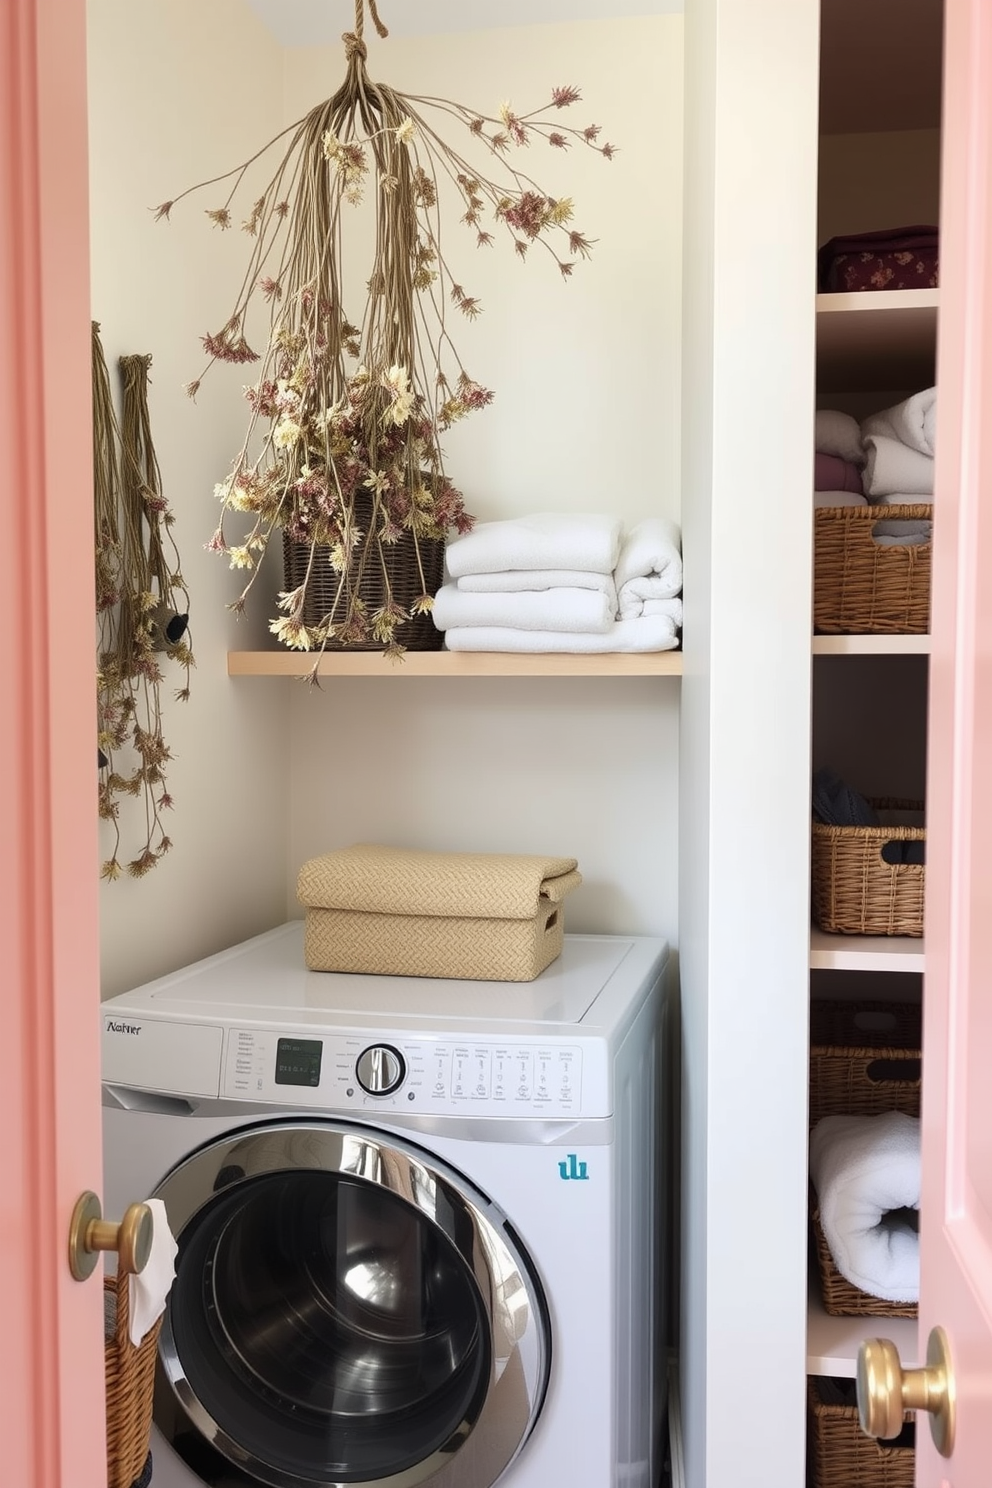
left=817, top=226, right=939, bottom=292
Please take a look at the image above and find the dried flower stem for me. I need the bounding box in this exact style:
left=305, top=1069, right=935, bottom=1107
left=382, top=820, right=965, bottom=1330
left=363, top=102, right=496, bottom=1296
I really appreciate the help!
left=94, top=325, right=193, bottom=878
left=158, top=17, right=612, bottom=661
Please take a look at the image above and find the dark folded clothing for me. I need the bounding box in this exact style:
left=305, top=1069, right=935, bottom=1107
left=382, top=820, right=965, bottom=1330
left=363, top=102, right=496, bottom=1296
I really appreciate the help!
left=818, top=225, right=939, bottom=293
left=812, top=767, right=878, bottom=827
left=814, top=452, right=864, bottom=494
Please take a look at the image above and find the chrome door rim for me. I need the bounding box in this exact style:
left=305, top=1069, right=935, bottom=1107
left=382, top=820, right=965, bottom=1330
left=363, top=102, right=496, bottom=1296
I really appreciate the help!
left=153, top=1119, right=549, bottom=1488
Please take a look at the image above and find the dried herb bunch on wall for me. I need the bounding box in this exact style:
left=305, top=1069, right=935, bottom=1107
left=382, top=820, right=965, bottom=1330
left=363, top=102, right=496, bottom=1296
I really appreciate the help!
left=155, top=0, right=615, bottom=660
left=93, top=323, right=193, bottom=879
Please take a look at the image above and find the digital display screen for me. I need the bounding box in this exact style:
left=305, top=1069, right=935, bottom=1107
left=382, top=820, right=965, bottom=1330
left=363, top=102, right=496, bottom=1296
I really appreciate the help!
left=274, top=1037, right=323, bottom=1087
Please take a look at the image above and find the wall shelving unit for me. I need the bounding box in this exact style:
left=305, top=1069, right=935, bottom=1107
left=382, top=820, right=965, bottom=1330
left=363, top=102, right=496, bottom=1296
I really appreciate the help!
left=228, top=650, right=684, bottom=678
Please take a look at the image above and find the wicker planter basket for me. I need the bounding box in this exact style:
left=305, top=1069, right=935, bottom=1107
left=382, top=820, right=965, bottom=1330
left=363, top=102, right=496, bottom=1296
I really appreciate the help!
left=813, top=503, right=932, bottom=634
left=809, top=1000, right=922, bottom=1318
left=811, top=797, right=925, bottom=937
left=104, top=1270, right=162, bottom=1488
left=808, top=1376, right=915, bottom=1488
left=282, top=500, right=445, bottom=651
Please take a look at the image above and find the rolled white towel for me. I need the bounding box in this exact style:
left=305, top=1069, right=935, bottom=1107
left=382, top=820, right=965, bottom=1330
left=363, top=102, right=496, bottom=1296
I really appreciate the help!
left=445, top=512, right=622, bottom=579
left=431, top=582, right=614, bottom=634
left=457, top=568, right=617, bottom=602
left=815, top=409, right=866, bottom=466
left=443, top=614, right=681, bottom=653
left=619, top=580, right=684, bottom=621
left=810, top=1112, right=920, bottom=1304
left=628, top=596, right=683, bottom=622
left=862, top=387, right=937, bottom=458
left=863, top=434, right=934, bottom=498
left=814, top=491, right=869, bottom=509
left=613, top=518, right=683, bottom=600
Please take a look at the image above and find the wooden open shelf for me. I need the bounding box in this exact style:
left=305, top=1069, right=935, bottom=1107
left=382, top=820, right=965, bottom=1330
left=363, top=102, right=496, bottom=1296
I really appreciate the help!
left=816, top=288, right=939, bottom=392
left=228, top=649, right=684, bottom=679
left=809, top=927, right=925, bottom=972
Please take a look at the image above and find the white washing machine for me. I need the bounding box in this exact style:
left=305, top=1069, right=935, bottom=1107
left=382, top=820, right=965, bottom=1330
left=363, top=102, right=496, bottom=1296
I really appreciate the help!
left=101, top=922, right=671, bottom=1488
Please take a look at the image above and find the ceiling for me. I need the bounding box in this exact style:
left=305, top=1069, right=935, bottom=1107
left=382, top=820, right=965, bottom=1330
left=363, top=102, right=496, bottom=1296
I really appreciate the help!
left=241, top=0, right=682, bottom=46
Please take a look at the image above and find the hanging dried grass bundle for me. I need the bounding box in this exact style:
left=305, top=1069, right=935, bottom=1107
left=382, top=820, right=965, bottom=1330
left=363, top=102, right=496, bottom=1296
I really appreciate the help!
left=155, top=0, right=614, bottom=663
left=94, top=323, right=193, bottom=880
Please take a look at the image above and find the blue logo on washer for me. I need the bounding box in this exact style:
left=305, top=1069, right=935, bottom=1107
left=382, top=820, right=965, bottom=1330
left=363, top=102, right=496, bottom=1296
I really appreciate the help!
left=557, top=1153, right=589, bottom=1181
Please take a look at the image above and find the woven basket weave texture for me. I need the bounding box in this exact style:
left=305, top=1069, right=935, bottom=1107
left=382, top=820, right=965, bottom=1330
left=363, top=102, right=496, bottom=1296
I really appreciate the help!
left=282, top=505, right=445, bottom=651
left=813, top=503, right=932, bottom=634
left=807, top=1376, right=914, bottom=1488
left=104, top=1270, right=162, bottom=1488
left=298, top=844, right=582, bottom=982
left=811, top=797, right=925, bottom=937
left=809, top=1000, right=921, bottom=1318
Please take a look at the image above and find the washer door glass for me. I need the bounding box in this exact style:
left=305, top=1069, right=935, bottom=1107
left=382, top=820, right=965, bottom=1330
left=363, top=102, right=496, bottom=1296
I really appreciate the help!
left=154, top=1122, right=548, bottom=1488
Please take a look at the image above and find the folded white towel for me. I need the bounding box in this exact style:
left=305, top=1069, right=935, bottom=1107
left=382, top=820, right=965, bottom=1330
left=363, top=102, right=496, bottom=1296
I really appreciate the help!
left=443, top=614, right=681, bottom=653
left=432, top=582, right=614, bottom=634
left=613, top=518, right=683, bottom=601
left=815, top=409, right=866, bottom=466
left=457, top=569, right=617, bottom=601
left=862, top=387, right=937, bottom=458
left=445, top=512, right=622, bottom=579
left=128, top=1198, right=179, bottom=1345
left=814, top=491, right=869, bottom=509
left=863, top=434, right=934, bottom=498
left=872, top=517, right=932, bottom=547
left=810, top=1112, right=920, bottom=1304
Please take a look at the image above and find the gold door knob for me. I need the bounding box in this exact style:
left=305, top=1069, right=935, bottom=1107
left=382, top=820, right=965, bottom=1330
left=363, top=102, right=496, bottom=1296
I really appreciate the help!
left=68, top=1190, right=154, bottom=1281
left=857, top=1326, right=956, bottom=1458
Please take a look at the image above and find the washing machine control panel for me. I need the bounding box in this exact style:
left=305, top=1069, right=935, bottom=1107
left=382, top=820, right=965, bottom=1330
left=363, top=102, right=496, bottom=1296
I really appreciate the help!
left=223, top=1028, right=586, bottom=1115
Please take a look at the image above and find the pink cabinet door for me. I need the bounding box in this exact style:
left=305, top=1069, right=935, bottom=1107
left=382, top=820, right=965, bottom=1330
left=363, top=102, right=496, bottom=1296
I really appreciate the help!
left=917, top=0, right=992, bottom=1481
left=0, top=0, right=107, bottom=1481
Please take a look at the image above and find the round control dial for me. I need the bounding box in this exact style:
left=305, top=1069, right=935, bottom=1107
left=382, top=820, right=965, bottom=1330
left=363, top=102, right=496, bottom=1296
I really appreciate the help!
left=356, top=1044, right=406, bottom=1096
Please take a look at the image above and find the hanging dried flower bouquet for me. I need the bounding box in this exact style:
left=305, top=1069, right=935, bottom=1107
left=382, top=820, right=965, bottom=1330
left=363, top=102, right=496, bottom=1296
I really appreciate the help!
left=156, top=0, right=615, bottom=659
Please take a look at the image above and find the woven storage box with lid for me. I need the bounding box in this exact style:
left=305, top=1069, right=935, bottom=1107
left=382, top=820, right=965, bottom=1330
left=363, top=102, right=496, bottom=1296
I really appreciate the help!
left=809, top=1000, right=922, bottom=1318
left=297, top=844, right=582, bottom=981
left=811, top=797, right=925, bottom=937
left=104, top=1268, right=162, bottom=1488
left=807, top=1376, right=914, bottom=1488
left=813, top=504, right=932, bottom=635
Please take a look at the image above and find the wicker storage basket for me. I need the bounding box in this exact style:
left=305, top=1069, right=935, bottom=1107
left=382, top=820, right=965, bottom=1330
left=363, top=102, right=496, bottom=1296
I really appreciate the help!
left=811, top=797, right=925, bottom=937
left=808, top=1376, right=914, bottom=1488
left=282, top=501, right=445, bottom=651
left=813, top=503, right=932, bottom=635
left=298, top=843, right=583, bottom=982
left=809, top=1000, right=921, bottom=1318
left=104, top=1269, right=162, bottom=1488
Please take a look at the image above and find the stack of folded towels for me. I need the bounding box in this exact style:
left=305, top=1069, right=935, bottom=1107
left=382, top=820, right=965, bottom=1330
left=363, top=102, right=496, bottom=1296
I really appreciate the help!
left=814, top=386, right=936, bottom=547
left=433, top=512, right=683, bottom=652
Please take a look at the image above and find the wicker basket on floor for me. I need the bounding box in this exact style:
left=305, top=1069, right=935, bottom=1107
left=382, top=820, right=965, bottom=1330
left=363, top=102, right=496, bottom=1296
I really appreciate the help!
left=807, top=1376, right=915, bottom=1488
left=809, top=1000, right=922, bottom=1318
left=811, top=797, right=925, bottom=937
left=813, top=503, right=932, bottom=634
left=104, top=1269, right=162, bottom=1488
left=282, top=495, right=445, bottom=651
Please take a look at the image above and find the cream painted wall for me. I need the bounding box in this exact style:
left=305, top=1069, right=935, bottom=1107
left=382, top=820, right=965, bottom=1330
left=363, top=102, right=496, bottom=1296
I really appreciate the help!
left=282, top=17, right=684, bottom=944
left=818, top=128, right=941, bottom=243
left=88, top=0, right=292, bottom=997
